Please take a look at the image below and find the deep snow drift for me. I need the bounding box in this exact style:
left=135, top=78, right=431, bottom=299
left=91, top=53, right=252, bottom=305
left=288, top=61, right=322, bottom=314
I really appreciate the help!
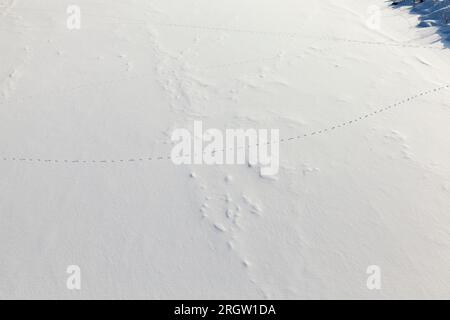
left=1, top=0, right=450, bottom=299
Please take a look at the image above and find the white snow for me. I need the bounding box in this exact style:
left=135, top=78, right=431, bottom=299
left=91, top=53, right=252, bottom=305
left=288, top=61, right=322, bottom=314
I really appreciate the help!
left=1, top=0, right=450, bottom=299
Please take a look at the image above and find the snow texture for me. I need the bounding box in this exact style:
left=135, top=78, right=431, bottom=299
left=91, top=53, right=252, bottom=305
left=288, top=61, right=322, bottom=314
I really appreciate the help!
left=0, top=0, right=449, bottom=299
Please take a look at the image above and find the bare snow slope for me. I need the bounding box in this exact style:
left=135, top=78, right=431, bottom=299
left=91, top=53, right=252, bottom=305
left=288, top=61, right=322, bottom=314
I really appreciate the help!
left=1, top=0, right=450, bottom=299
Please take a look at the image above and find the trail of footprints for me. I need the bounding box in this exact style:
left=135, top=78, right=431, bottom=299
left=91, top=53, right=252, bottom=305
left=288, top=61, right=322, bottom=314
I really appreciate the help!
left=191, top=171, right=270, bottom=296
left=198, top=174, right=263, bottom=236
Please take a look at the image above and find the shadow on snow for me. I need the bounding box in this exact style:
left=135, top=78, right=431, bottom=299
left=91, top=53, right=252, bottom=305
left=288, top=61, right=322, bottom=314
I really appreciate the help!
left=392, top=0, right=450, bottom=47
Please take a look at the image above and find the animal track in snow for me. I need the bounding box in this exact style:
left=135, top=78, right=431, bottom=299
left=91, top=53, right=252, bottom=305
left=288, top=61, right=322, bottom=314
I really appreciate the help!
left=1, top=45, right=31, bottom=101
left=192, top=171, right=269, bottom=296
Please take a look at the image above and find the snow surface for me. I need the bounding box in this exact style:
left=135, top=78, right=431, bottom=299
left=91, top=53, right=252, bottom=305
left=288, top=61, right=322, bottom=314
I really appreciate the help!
left=0, top=0, right=450, bottom=299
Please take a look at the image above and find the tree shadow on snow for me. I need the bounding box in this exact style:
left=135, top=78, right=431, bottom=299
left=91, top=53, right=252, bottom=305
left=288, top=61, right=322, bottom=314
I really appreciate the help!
left=391, top=0, right=450, bottom=48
